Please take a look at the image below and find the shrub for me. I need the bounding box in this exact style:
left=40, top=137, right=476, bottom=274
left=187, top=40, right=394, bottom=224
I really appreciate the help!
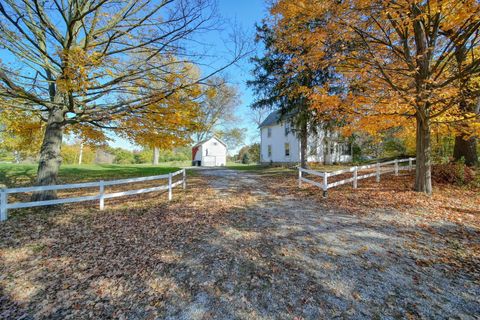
left=432, top=162, right=476, bottom=186
left=242, top=153, right=250, bottom=164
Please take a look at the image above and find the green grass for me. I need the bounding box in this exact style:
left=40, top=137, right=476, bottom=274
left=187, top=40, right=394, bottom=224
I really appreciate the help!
left=225, top=162, right=267, bottom=171
left=225, top=162, right=296, bottom=176
left=0, top=163, right=183, bottom=188
left=308, top=163, right=351, bottom=172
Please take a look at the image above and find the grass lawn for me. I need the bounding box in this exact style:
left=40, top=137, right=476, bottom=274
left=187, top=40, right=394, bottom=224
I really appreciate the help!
left=226, top=162, right=296, bottom=174
left=225, top=163, right=267, bottom=171
left=308, top=163, right=351, bottom=172
left=0, top=163, right=184, bottom=188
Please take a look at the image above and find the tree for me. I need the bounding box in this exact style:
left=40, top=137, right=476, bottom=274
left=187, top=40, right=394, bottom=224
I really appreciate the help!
left=241, top=152, right=250, bottom=164
left=250, top=108, right=270, bottom=127
left=61, top=142, right=95, bottom=165
left=118, top=59, right=204, bottom=165
left=248, top=22, right=339, bottom=168
left=0, top=107, right=44, bottom=162
left=0, top=0, right=247, bottom=200
left=216, top=127, right=246, bottom=152
left=235, top=143, right=260, bottom=164
left=248, top=143, right=261, bottom=163
left=449, top=32, right=480, bottom=165
left=271, top=0, right=480, bottom=194
left=193, top=78, right=241, bottom=143
left=109, top=147, right=135, bottom=164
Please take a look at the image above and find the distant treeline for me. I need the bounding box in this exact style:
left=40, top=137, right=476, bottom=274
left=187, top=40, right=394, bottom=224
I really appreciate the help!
left=0, top=143, right=191, bottom=165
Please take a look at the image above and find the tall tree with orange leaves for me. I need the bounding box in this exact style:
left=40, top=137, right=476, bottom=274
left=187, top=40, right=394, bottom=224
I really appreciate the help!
left=248, top=22, right=343, bottom=168
left=271, top=0, right=480, bottom=194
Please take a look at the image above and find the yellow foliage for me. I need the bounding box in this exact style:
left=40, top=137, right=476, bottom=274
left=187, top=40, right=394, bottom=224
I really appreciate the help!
left=56, top=47, right=103, bottom=94
left=119, top=59, right=203, bottom=149
left=0, top=107, right=44, bottom=154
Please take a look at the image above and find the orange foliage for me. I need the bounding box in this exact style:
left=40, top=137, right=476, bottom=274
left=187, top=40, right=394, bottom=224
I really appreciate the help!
left=270, top=0, right=480, bottom=138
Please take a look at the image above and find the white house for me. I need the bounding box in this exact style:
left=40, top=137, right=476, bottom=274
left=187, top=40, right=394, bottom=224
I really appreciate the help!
left=259, top=110, right=352, bottom=164
left=192, top=136, right=227, bottom=166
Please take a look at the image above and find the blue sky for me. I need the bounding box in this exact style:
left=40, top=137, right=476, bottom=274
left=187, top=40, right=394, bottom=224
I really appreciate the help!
left=111, top=0, right=269, bottom=151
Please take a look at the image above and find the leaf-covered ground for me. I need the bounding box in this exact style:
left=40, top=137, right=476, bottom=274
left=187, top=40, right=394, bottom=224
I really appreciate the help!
left=1, top=168, right=479, bottom=319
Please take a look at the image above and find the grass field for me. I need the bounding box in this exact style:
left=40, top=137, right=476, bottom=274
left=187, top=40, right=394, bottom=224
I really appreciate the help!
left=225, top=163, right=266, bottom=171
left=0, top=163, right=185, bottom=187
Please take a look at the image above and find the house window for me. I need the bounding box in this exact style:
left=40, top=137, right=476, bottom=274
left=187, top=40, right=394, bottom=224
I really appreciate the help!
left=341, top=143, right=351, bottom=155
left=268, top=145, right=272, bottom=157
left=285, top=123, right=290, bottom=136
left=285, top=143, right=290, bottom=157
left=309, top=139, right=318, bottom=156
left=206, top=148, right=208, bottom=156
left=267, top=127, right=272, bottom=137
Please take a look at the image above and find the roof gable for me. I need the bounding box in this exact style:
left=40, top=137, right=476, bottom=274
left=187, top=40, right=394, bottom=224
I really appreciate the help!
left=193, top=136, right=227, bottom=148
left=258, top=110, right=295, bottom=128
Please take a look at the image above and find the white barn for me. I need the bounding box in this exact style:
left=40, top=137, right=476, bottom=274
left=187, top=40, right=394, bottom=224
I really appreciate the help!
left=192, top=136, right=227, bottom=167
left=259, top=110, right=352, bottom=164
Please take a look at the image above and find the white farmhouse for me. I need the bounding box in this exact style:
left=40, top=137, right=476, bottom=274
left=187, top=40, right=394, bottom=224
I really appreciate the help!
left=259, top=110, right=352, bottom=164
left=191, top=136, right=227, bottom=166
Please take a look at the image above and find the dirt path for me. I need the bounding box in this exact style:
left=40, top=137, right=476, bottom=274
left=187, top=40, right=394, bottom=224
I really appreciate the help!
left=193, top=168, right=479, bottom=319
left=1, top=168, right=478, bottom=319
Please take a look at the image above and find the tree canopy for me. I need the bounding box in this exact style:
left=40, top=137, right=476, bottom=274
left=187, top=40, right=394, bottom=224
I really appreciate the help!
left=0, top=0, right=247, bottom=199
left=269, top=0, right=480, bottom=193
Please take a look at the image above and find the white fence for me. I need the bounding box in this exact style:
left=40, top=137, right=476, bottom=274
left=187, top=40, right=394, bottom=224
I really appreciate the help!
left=299, top=158, right=416, bottom=196
left=0, top=169, right=187, bottom=221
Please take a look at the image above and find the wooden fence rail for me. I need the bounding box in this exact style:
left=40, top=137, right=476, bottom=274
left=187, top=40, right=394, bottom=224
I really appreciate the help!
left=0, top=168, right=187, bottom=221
left=299, top=158, right=415, bottom=197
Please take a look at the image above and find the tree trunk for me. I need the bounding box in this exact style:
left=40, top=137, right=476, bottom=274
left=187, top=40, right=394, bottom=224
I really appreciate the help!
left=414, top=115, right=432, bottom=195
left=153, top=146, right=160, bottom=165
left=78, top=142, right=84, bottom=165
left=32, top=108, right=65, bottom=201
left=13, top=151, right=21, bottom=164
left=299, top=122, right=308, bottom=169
left=453, top=135, right=478, bottom=166
left=451, top=42, right=479, bottom=167
left=324, top=136, right=332, bottom=165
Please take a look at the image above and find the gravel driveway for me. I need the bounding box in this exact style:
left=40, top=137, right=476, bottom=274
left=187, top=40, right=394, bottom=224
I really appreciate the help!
left=1, top=168, right=478, bottom=319
left=192, top=168, right=479, bottom=319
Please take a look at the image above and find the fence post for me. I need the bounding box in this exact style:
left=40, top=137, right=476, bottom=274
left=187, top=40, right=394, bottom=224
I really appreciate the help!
left=182, top=169, right=186, bottom=190
left=323, top=173, right=328, bottom=198
left=298, top=168, right=302, bottom=188
left=353, top=166, right=358, bottom=189
left=394, top=159, right=399, bottom=176
left=168, top=173, right=172, bottom=201
left=409, top=157, right=413, bottom=171
left=99, top=180, right=105, bottom=210
left=376, top=163, right=380, bottom=182
left=0, top=189, right=7, bottom=221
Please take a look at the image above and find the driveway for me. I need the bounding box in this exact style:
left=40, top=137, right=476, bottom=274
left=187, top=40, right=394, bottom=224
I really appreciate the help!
left=193, top=168, right=479, bottom=319
left=1, top=168, right=478, bottom=319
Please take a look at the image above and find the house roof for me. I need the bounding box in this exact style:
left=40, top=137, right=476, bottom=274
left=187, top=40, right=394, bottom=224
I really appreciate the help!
left=258, top=110, right=295, bottom=128
left=192, top=136, right=227, bottom=148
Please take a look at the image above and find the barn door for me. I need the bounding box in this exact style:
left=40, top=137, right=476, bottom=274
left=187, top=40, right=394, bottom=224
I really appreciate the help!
left=203, top=156, right=216, bottom=166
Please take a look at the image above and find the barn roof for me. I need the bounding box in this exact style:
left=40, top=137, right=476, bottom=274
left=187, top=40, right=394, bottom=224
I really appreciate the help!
left=258, top=110, right=295, bottom=128
left=192, top=136, right=227, bottom=148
